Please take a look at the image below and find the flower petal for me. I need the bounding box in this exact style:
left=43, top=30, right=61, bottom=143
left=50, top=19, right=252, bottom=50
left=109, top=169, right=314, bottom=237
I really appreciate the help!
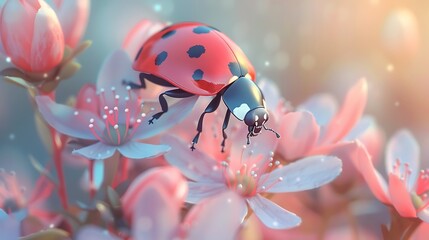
left=0, top=209, right=6, bottom=219
left=277, top=111, right=320, bottom=160
left=321, top=78, right=368, bottom=144
left=73, top=142, right=116, bottom=160
left=352, top=141, right=390, bottom=203
left=53, top=0, right=90, bottom=48
left=132, top=185, right=179, bottom=240
left=134, top=96, right=199, bottom=139
left=258, top=78, right=282, bottom=112
left=247, top=194, right=301, bottom=229
left=1, top=0, right=37, bottom=71
left=75, top=226, right=120, bottom=240
left=76, top=84, right=99, bottom=114
left=0, top=215, right=20, bottom=240
left=96, top=50, right=141, bottom=120
left=386, top=129, right=420, bottom=190
left=121, top=167, right=187, bottom=221
left=117, top=141, right=170, bottom=160
left=297, top=93, right=338, bottom=127
left=36, top=96, right=101, bottom=140
left=259, top=155, right=342, bottom=193
left=388, top=173, right=416, bottom=217
left=162, top=135, right=223, bottom=182
left=418, top=207, right=429, bottom=223
left=30, top=0, right=64, bottom=72
left=122, top=19, right=165, bottom=58
left=185, top=191, right=247, bottom=240
left=187, top=181, right=227, bottom=204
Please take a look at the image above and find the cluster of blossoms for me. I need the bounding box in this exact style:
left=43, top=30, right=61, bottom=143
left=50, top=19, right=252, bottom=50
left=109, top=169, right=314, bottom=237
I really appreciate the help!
left=1, top=1, right=429, bottom=240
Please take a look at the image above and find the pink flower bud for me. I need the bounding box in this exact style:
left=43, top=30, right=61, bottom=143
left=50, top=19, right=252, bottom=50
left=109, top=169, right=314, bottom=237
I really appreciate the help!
left=121, top=167, right=188, bottom=221
left=0, top=0, right=64, bottom=72
left=52, top=0, right=90, bottom=48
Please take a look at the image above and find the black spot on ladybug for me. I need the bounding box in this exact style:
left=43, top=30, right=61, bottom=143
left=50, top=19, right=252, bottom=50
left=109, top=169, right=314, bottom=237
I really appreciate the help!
left=193, top=26, right=211, bottom=34
left=155, top=51, right=168, bottom=66
left=192, top=69, right=204, bottom=80
left=228, top=62, right=241, bottom=76
left=187, top=45, right=206, bottom=58
left=134, top=47, right=143, bottom=61
left=161, top=30, right=176, bottom=39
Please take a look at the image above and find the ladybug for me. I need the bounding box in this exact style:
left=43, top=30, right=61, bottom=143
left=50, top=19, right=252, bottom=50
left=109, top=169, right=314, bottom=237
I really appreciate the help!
left=126, top=22, right=279, bottom=151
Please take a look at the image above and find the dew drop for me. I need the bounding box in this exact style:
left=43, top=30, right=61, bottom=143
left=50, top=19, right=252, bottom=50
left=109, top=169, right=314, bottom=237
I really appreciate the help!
left=5, top=57, right=11, bottom=63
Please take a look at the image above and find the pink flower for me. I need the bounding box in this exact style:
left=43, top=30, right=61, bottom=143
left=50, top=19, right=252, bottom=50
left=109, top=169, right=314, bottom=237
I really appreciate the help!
left=0, top=0, right=64, bottom=72
left=272, top=78, right=369, bottom=160
left=76, top=167, right=246, bottom=240
left=355, top=130, right=429, bottom=221
left=162, top=132, right=343, bottom=229
left=260, top=78, right=383, bottom=186
left=51, top=0, right=90, bottom=48
left=35, top=50, right=197, bottom=161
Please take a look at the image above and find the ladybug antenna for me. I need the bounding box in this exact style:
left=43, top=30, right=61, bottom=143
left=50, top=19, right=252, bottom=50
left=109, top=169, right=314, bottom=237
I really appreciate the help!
left=263, top=124, right=280, bottom=138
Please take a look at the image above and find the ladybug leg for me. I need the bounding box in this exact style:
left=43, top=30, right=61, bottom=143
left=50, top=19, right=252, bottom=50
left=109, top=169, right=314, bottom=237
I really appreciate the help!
left=191, top=94, right=222, bottom=151
left=220, top=110, right=231, bottom=153
left=122, top=79, right=145, bottom=89
left=122, top=73, right=175, bottom=89
left=149, top=89, right=194, bottom=124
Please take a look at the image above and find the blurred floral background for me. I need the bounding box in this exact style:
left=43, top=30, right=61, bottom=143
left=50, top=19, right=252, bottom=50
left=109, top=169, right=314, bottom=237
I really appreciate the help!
left=1, top=0, right=429, bottom=239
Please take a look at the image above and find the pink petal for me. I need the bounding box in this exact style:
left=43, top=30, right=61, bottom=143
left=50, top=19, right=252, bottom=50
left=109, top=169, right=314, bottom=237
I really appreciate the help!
left=297, top=93, right=338, bottom=127
left=134, top=96, right=198, bottom=139
left=1, top=0, right=38, bottom=71
left=229, top=124, right=278, bottom=171
left=259, top=155, right=342, bottom=193
left=76, top=84, right=99, bottom=113
left=311, top=141, right=367, bottom=187
left=72, top=142, right=116, bottom=160
left=35, top=96, right=102, bottom=140
left=162, top=135, right=223, bottom=182
left=187, top=181, right=227, bottom=204
left=350, top=116, right=384, bottom=165
left=75, top=226, right=119, bottom=240
left=96, top=50, right=140, bottom=118
left=247, top=194, right=301, bottom=229
left=117, top=141, right=170, bottom=160
left=184, top=191, right=247, bottom=240
left=277, top=111, right=319, bottom=160
left=122, top=19, right=165, bottom=58
left=52, top=0, right=90, bottom=48
left=30, top=0, right=64, bottom=72
left=352, top=141, right=390, bottom=203
left=386, top=129, right=420, bottom=190
left=258, top=78, right=282, bottom=113
left=388, top=173, right=417, bottom=217
left=121, top=167, right=187, bottom=221
left=133, top=185, right=179, bottom=240
left=321, top=78, right=368, bottom=145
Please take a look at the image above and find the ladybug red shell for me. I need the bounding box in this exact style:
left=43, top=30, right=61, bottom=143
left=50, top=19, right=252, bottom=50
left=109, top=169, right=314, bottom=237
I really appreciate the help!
left=133, top=22, right=256, bottom=96
left=128, top=22, right=279, bottom=152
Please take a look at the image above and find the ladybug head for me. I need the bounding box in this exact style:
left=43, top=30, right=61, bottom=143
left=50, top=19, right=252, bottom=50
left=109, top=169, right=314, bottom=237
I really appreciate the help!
left=244, top=107, right=268, bottom=136
left=244, top=108, right=280, bottom=142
